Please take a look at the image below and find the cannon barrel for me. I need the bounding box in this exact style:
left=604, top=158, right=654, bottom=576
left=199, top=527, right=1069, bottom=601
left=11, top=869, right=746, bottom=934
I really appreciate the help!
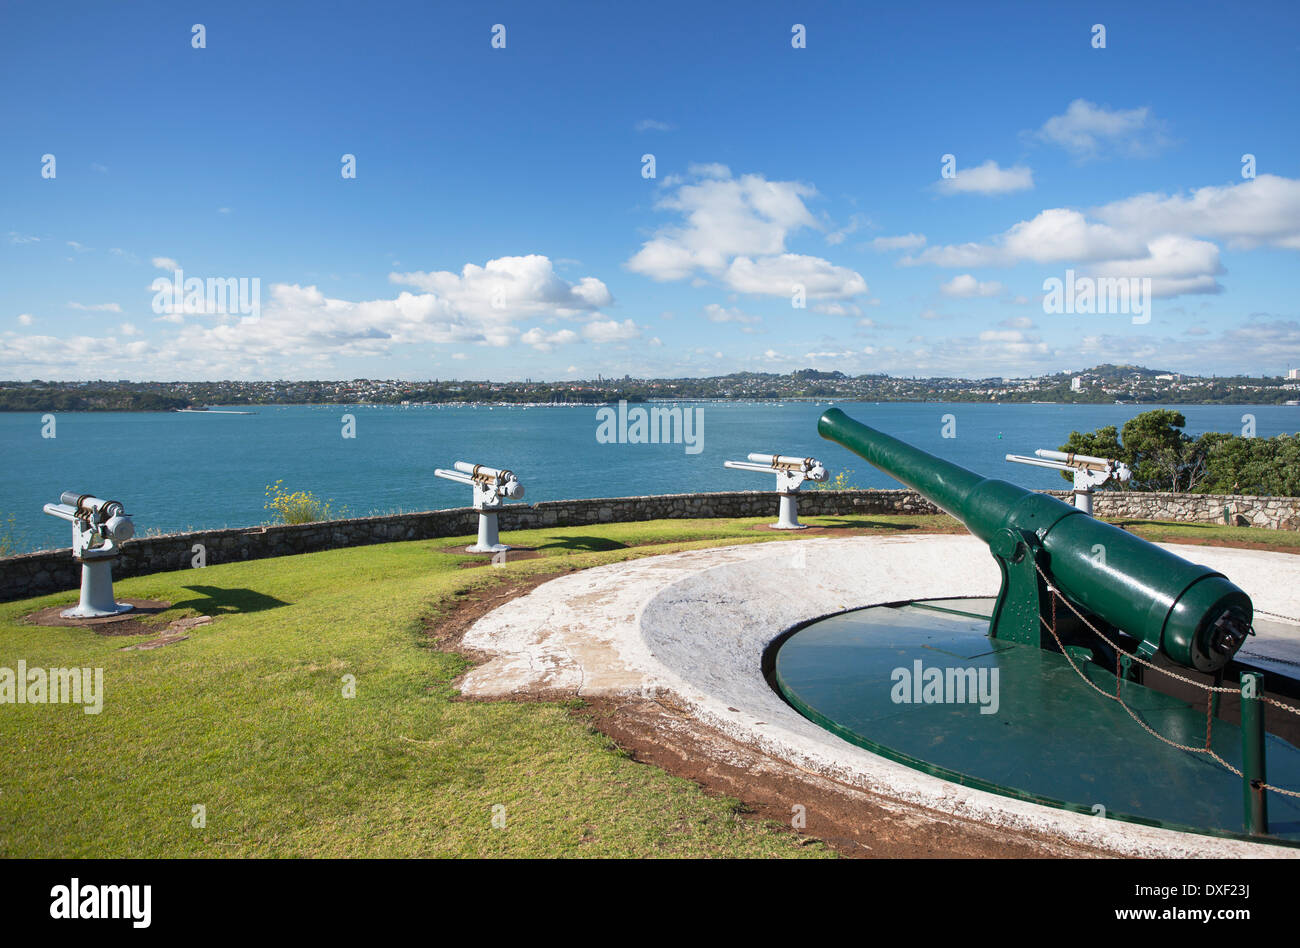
left=817, top=408, right=1252, bottom=671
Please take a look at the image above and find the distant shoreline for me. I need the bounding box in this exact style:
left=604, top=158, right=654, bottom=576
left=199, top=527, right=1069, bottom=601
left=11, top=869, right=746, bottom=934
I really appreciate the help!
left=0, top=397, right=1296, bottom=413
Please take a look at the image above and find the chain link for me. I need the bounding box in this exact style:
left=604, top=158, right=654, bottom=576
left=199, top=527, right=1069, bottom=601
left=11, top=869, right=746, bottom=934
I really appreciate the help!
left=1030, top=558, right=1300, bottom=800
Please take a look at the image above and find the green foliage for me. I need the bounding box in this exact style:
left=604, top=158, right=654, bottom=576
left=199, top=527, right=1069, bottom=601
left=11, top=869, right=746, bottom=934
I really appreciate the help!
left=1199, top=431, right=1300, bottom=496
left=264, top=480, right=334, bottom=524
left=811, top=469, right=858, bottom=491
left=0, top=513, right=21, bottom=556
left=1061, top=410, right=1300, bottom=495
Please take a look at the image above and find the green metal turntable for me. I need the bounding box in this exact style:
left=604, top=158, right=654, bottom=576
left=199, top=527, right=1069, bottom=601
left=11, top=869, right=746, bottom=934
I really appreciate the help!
left=770, top=410, right=1300, bottom=845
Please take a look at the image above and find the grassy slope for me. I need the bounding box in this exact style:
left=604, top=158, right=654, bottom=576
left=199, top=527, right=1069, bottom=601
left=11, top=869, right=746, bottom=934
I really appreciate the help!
left=0, top=512, right=1289, bottom=858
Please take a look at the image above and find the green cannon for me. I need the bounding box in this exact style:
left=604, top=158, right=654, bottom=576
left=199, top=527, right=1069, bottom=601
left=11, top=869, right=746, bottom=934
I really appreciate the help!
left=817, top=408, right=1253, bottom=672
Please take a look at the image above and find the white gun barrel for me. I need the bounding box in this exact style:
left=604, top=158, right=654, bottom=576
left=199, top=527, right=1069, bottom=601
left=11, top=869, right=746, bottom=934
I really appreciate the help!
left=60, top=492, right=127, bottom=517
left=724, top=460, right=779, bottom=475
left=434, top=468, right=475, bottom=486
left=453, top=461, right=509, bottom=482
left=746, top=453, right=816, bottom=472
left=1033, top=449, right=1115, bottom=473
left=1005, top=453, right=1075, bottom=472
left=43, top=502, right=80, bottom=523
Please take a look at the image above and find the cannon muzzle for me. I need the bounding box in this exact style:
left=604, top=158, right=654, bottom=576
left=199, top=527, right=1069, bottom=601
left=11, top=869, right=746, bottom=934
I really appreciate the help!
left=817, top=408, right=1252, bottom=672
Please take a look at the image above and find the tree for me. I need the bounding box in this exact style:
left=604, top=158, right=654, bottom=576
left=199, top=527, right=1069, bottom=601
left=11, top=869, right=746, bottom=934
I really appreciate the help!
left=1059, top=410, right=1208, bottom=493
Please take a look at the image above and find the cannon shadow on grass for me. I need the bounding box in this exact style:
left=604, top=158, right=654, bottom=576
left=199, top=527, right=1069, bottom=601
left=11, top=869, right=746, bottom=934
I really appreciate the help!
left=169, top=585, right=288, bottom=616
left=534, top=535, right=627, bottom=553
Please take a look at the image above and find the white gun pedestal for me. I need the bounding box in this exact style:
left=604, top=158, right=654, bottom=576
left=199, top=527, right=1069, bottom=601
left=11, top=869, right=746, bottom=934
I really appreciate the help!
left=467, top=511, right=510, bottom=554
left=66, top=553, right=133, bottom=618
left=773, top=493, right=807, bottom=530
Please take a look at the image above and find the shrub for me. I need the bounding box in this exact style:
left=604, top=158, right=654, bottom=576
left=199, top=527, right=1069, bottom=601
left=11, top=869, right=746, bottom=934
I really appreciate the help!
left=264, top=480, right=335, bottom=525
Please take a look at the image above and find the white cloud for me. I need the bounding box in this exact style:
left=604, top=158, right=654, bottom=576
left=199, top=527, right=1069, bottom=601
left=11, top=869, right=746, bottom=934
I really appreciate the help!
left=451, top=352, right=468, bottom=360
left=909, top=174, right=1300, bottom=300
left=635, top=119, right=674, bottom=132
left=1093, top=174, right=1300, bottom=251
left=871, top=233, right=926, bottom=252
left=725, top=253, right=867, bottom=299
left=390, top=255, right=613, bottom=325
left=520, top=327, right=580, bottom=352
left=626, top=166, right=868, bottom=299
left=17, top=314, right=33, bottom=326
left=152, top=257, right=180, bottom=272
left=581, top=319, right=643, bottom=344
left=686, top=162, right=731, bottom=179
left=703, top=303, right=761, bottom=325
left=814, top=301, right=862, bottom=317
left=68, top=302, right=123, bottom=312
left=1031, top=99, right=1171, bottom=158
left=940, top=274, right=1004, bottom=298
left=935, top=160, right=1033, bottom=195
left=0, top=254, right=631, bottom=376
left=1088, top=235, right=1224, bottom=297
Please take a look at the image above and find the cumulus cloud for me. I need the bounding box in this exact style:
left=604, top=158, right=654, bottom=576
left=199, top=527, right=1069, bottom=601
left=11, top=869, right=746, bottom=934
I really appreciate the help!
left=152, top=257, right=180, bottom=272
left=581, top=318, right=642, bottom=344
left=0, top=254, right=639, bottom=376
left=520, top=327, right=579, bottom=352
left=724, top=254, right=867, bottom=299
left=626, top=166, right=868, bottom=299
left=1030, top=99, right=1171, bottom=159
left=389, top=254, right=613, bottom=326
left=68, top=302, right=123, bottom=312
left=940, top=274, right=1004, bottom=298
left=635, top=119, right=674, bottom=132
left=935, top=160, right=1034, bottom=195
left=703, top=303, right=761, bottom=325
left=904, top=174, right=1300, bottom=300
left=17, top=314, right=33, bottom=326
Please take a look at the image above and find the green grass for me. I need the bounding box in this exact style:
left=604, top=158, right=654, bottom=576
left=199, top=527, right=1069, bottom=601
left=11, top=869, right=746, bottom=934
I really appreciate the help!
left=1107, top=519, right=1300, bottom=551
left=0, top=513, right=1291, bottom=858
left=0, top=516, right=903, bottom=858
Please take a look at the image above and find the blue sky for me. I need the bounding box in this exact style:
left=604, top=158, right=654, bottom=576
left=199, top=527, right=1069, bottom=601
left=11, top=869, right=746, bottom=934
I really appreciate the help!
left=2, top=0, right=1298, bottom=381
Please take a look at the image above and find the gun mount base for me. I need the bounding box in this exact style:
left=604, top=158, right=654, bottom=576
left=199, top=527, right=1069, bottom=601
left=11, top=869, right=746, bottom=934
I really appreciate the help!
left=63, top=557, right=134, bottom=619
left=466, top=511, right=510, bottom=554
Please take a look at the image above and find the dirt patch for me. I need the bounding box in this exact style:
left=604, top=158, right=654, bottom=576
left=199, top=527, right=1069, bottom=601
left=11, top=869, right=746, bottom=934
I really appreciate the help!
left=423, top=557, right=1109, bottom=859
left=575, top=695, right=1111, bottom=859
left=446, top=548, right=546, bottom=567
left=1147, top=536, right=1300, bottom=555
left=25, top=599, right=172, bottom=636
left=120, top=615, right=215, bottom=651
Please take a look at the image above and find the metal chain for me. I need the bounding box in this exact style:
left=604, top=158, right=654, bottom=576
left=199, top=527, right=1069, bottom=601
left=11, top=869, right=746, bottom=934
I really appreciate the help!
left=1031, top=560, right=1300, bottom=799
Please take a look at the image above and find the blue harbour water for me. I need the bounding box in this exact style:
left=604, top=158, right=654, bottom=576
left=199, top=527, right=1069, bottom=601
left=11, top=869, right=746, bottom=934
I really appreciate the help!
left=2, top=402, right=1296, bottom=554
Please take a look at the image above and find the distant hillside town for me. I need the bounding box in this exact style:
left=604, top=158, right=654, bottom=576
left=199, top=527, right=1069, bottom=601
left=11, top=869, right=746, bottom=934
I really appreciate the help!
left=2, top=364, right=1299, bottom=411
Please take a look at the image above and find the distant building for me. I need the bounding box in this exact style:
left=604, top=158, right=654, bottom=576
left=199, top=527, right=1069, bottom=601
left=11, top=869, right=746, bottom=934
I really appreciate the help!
left=1071, top=376, right=1084, bottom=392
left=1289, top=368, right=1299, bottom=380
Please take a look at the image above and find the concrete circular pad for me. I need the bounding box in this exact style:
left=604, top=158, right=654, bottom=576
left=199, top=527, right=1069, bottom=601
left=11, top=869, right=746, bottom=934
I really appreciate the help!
left=460, top=534, right=1300, bottom=857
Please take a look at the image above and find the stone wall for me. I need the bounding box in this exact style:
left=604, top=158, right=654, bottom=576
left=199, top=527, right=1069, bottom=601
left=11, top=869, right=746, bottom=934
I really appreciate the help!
left=1090, top=492, right=1300, bottom=531
left=3, top=488, right=1296, bottom=602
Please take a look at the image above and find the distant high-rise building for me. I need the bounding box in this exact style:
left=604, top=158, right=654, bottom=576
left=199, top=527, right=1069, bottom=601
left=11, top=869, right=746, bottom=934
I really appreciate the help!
left=1071, top=376, right=1084, bottom=392
left=1289, top=368, right=1299, bottom=380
